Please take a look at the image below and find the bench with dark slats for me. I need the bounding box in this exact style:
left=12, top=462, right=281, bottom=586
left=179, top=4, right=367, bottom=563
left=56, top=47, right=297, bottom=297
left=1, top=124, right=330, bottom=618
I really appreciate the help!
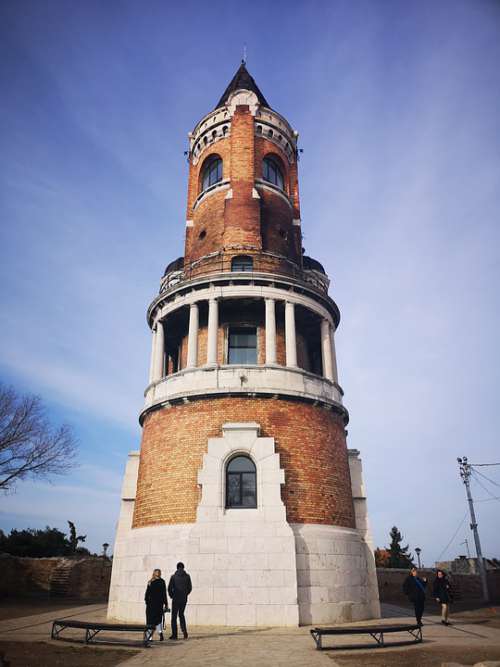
left=310, top=623, right=422, bottom=650
left=51, top=619, right=156, bottom=647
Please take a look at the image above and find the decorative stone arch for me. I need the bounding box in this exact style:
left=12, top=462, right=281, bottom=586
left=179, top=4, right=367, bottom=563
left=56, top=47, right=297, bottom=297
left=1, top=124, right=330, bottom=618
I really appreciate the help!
left=196, top=422, right=286, bottom=523
left=226, top=89, right=260, bottom=116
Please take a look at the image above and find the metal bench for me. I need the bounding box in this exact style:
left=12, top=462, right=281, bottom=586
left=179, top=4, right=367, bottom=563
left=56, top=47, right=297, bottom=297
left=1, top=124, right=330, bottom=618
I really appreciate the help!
left=310, top=623, right=422, bottom=650
left=51, top=619, right=156, bottom=647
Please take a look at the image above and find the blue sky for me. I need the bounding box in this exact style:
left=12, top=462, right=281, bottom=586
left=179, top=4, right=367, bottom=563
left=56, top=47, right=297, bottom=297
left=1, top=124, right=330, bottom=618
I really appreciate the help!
left=1, top=0, right=499, bottom=563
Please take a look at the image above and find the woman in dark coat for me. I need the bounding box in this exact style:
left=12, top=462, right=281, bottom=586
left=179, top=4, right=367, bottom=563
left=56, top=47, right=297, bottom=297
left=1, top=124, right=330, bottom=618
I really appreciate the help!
left=433, top=569, right=453, bottom=625
left=403, top=567, right=427, bottom=626
left=145, top=569, right=168, bottom=641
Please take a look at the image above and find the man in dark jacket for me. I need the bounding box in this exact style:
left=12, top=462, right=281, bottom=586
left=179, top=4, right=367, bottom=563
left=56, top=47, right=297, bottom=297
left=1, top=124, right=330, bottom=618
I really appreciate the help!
left=403, top=567, right=427, bottom=626
left=168, top=562, right=192, bottom=640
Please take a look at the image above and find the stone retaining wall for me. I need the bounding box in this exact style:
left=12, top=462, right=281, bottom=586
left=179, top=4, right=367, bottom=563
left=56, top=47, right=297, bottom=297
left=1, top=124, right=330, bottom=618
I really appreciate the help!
left=0, top=554, right=112, bottom=600
left=377, top=567, right=500, bottom=605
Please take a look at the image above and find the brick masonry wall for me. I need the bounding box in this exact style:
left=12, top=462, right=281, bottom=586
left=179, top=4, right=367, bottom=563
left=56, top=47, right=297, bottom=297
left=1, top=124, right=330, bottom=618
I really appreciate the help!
left=184, top=108, right=303, bottom=272
left=254, top=138, right=301, bottom=261
left=186, top=189, right=227, bottom=262
left=132, top=397, right=354, bottom=530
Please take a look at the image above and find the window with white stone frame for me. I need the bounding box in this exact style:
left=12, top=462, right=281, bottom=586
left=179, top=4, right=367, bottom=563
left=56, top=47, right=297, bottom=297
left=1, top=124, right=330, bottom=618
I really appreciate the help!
left=225, top=455, right=257, bottom=508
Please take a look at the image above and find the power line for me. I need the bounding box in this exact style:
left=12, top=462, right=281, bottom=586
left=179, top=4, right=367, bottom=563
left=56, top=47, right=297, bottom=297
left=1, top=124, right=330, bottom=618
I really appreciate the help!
left=473, top=468, right=500, bottom=489
left=472, top=471, right=500, bottom=504
left=470, top=462, right=500, bottom=467
left=436, top=513, right=468, bottom=563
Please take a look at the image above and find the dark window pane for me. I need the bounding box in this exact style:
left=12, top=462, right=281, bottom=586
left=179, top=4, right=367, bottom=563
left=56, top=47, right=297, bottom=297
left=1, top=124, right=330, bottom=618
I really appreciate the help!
left=242, top=473, right=257, bottom=507
left=263, top=158, right=284, bottom=191
left=229, top=331, right=256, bottom=348
left=227, top=474, right=241, bottom=506
left=228, top=327, right=257, bottom=365
left=231, top=256, right=253, bottom=272
left=228, top=456, right=256, bottom=473
left=228, top=347, right=257, bottom=364
left=226, top=456, right=257, bottom=508
left=202, top=158, right=223, bottom=191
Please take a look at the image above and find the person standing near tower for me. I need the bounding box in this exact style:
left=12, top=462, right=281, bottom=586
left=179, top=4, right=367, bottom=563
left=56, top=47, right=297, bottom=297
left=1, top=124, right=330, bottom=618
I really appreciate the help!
left=144, top=569, right=168, bottom=641
left=433, top=569, right=453, bottom=625
left=403, top=567, right=427, bottom=626
left=168, top=562, right=192, bottom=639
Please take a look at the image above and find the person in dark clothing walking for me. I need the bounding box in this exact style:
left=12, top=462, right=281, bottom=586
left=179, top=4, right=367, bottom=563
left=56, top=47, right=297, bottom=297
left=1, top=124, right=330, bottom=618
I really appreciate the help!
left=433, top=569, right=453, bottom=625
left=145, top=569, right=169, bottom=641
left=403, top=566, right=427, bottom=626
left=168, top=562, right=192, bottom=640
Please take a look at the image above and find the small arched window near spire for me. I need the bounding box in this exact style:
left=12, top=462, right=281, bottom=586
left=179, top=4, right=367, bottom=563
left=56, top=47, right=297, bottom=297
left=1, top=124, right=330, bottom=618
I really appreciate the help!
left=263, top=157, right=284, bottom=191
left=225, top=455, right=257, bottom=508
left=201, top=156, right=223, bottom=192
left=231, top=255, right=253, bottom=272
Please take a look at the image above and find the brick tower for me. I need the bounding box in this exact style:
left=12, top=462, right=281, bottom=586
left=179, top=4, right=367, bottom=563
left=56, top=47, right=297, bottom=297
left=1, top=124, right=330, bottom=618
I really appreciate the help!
left=108, top=63, right=380, bottom=626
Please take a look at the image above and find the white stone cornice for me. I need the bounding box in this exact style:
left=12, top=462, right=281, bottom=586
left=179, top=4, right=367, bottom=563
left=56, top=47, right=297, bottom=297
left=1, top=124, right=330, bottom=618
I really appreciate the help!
left=142, top=364, right=345, bottom=418
left=193, top=179, right=230, bottom=210
left=156, top=282, right=335, bottom=328
left=254, top=179, right=292, bottom=208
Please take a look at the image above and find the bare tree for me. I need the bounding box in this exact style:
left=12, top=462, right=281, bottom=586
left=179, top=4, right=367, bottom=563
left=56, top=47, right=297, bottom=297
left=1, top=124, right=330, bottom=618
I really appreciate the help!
left=0, top=383, right=78, bottom=491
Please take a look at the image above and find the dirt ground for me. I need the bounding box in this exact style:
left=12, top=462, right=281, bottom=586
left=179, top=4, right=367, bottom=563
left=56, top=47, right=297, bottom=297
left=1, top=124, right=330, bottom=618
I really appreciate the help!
left=325, top=607, right=500, bottom=665
left=0, top=641, right=139, bottom=667
left=330, top=645, right=500, bottom=666
left=452, top=605, right=500, bottom=629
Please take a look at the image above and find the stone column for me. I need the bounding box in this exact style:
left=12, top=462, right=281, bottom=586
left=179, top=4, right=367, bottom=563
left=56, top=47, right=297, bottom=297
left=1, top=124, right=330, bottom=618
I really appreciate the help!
left=265, top=298, right=277, bottom=364
left=285, top=301, right=297, bottom=367
left=321, top=318, right=334, bottom=381
left=330, top=325, right=339, bottom=384
left=187, top=302, right=199, bottom=368
left=152, top=320, right=165, bottom=382
left=207, top=298, right=218, bottom=366
left=148, top=327, right=157, bottom=384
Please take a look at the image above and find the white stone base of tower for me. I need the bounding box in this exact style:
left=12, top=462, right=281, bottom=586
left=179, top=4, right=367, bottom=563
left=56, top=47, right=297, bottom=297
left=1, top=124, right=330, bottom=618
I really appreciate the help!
left=108, top=424, right=380, bottom=626
left=293, top=524, right=380, bottom=624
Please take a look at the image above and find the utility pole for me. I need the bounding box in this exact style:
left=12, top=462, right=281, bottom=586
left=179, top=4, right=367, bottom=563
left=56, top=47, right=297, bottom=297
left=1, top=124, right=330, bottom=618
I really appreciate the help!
left=457, top=457, right=489, bottom=602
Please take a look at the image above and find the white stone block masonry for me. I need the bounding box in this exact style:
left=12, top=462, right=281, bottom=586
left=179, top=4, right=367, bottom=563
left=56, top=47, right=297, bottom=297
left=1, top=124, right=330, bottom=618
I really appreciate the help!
left=108, top=426, right=380, bottom=626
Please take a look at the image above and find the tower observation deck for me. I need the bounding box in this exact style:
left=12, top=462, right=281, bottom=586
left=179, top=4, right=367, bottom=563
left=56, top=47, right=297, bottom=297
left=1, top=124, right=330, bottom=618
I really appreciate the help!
left=108, top=63, right=380, bottom=626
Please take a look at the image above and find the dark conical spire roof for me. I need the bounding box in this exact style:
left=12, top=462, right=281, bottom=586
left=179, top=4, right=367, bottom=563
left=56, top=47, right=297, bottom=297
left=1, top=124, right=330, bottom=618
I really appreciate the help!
left=215, top=62, right=270, bottom=109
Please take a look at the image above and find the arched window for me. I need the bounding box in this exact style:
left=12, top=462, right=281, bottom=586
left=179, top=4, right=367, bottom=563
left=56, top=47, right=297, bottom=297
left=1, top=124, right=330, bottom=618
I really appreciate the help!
left=201, top=157, right=223, bottom=192
left=226, top=455, right=257, bottom=508
left=263, top=157, right=284, bottom=190
left=231, top=255, right=253, bottom=272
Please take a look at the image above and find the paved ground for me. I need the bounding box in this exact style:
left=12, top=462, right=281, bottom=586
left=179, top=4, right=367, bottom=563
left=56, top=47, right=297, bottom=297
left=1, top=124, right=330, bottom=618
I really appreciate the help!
left=0, top=602, right=499, bottom=666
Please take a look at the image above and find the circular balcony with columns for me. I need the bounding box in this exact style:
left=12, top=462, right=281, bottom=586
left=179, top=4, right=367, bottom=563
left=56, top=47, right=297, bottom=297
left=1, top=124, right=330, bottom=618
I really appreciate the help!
left=141, top=280, right=346, bottom=424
